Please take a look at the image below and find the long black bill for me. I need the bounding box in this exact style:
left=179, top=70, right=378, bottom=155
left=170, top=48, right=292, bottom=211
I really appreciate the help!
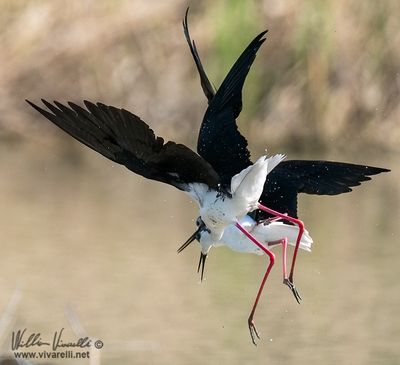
left=197, top=252, right=207, bottom=282
left=177, top=226, right=201, bottom=253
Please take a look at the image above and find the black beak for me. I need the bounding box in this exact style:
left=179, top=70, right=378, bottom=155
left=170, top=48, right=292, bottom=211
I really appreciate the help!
left=177, top=226, right=201, bottom=253
left=197, top=252, right=207, bottom=282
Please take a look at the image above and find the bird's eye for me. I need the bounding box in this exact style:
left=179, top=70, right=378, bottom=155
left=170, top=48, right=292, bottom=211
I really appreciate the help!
left=196, top=217, right=201, bottom=226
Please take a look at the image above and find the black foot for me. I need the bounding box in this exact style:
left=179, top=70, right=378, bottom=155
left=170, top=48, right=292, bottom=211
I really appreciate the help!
left=248, top=317, right=261, bottom=346
left=283, top=278, right=302, bottom=304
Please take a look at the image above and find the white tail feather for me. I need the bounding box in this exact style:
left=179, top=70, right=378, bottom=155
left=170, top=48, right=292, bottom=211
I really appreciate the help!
left=253, top=222, right=313, bottom=252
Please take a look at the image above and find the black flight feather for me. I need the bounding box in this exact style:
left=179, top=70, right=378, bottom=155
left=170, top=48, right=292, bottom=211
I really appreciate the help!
left=253, top=160, right=390, bottom=220
left=183, top=7, right=215, bottom=103
left=26, top=99, right=220, bottom=191
left=197, top=30, right=268, bottom=186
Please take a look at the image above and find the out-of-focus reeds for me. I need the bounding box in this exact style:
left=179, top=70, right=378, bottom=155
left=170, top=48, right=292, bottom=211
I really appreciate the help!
left=1, top=0, right=398, bottom=155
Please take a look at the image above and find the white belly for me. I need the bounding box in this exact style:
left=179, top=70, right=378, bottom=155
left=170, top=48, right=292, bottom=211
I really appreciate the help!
left=218, top=216, right=263, bottom=254
left=188, top=155, right=286, bottom=243
left=219, top=216, right=313, bottom=255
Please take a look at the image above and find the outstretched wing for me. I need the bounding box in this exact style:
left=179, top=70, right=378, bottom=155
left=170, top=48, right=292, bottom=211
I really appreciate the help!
left=27, top=100, right=220, bottom=191
left=183, top=8, right=215, bottom=103
left=253, top=160, right=390, bottom=219
left=197, top=30, right=268, bottom=186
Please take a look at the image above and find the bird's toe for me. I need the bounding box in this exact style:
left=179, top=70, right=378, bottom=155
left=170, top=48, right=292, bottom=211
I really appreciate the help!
left=283, top=278, right=302, bottom=304
left=248, top=318, right=261, bottom=345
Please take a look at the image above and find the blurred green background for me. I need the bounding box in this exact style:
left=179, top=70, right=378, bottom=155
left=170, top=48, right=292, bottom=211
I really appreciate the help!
left=2, top=0, right=400, bottom=153
left=0, top=1, right=399, bottom=364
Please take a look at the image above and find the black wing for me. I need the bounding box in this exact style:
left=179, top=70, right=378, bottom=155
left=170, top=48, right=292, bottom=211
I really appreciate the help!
left=183, top=8, right=215, bottom=103
left=197, top=30, right=268, bottom=186
left=27, top=100, right=220, bottom=191
left=253, top=160, right=390, bottom=220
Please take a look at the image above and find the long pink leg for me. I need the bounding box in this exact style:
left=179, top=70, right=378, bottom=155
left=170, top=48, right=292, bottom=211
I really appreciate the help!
left=267, top=238, right=288, bottom=281
left=235, top=222, right=275, bottom=346
left=257, top=203, right=304, bottom=303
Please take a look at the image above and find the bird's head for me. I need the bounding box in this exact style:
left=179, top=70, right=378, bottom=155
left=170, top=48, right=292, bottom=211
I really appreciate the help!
left=177, top=217, right=213, bottom=281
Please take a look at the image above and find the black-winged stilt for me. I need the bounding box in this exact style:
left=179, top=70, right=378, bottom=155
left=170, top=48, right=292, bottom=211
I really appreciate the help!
left=179, top=216, right=313, bottom=279
left=26, top=97, right=304, bottom=343
left=25, top=9, right=390, bottom=344
left=179, top=8, right=390, bottom=324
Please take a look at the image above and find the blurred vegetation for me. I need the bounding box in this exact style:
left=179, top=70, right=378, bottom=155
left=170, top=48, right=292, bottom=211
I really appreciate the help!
left=0, top=2, right=398, bottom=363
left=0, top=0, right=399, bottom=156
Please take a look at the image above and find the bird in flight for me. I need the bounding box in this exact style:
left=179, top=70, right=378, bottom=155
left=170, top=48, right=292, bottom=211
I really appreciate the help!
left=178, top=6, right=390, bottom=331
left=26, top=9, right=390, bottom=345
left=26, top=98, right=300, bottom=344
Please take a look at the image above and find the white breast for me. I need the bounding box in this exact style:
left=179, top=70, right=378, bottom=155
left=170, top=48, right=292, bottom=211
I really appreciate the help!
left=199, top=192, right=236, bottom=240
left=187, top=154, right=286, bottom=244
left=218, top=216, right=263, bottom=254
